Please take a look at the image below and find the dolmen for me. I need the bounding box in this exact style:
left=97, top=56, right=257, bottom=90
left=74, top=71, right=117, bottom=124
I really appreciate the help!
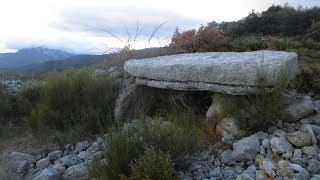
left=115, top=50, right=299, bottom=121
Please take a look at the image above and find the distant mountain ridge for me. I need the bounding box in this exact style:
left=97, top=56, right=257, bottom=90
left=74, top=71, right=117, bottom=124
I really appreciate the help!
left=0, top=47, right=73, bottom=69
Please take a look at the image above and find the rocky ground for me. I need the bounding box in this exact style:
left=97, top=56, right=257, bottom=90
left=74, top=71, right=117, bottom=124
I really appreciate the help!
left=1, top=80, right=36, bottom=94
left=4, top=94, right=320, bottom=180
left=178, top=95, right=320, bottom=180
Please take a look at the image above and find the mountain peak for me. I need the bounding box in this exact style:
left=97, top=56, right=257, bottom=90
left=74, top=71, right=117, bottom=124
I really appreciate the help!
left=0, top=47, right=73, bottom=69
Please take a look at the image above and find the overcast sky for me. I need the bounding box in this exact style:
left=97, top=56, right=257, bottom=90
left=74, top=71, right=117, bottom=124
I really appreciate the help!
left=0, top=0, right=318, bottom=54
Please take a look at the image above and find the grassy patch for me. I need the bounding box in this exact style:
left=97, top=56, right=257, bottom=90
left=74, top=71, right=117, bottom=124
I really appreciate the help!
left=121, top=146, right=178, bottom=180
left=91, top=95, right=207, bottom=179
left=221, top=71, right=288, bottom=132
left=295, top=65, right=320, bottom=97
left=26, top=70, right=120, bottom=137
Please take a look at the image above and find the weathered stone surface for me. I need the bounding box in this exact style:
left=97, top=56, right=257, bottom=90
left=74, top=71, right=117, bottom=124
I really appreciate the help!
left=282, top=97, right=314, bottom=122
left=74, top=141, right=90, bottom=153
left=9, top=151, right=36, bottom=164
left=62, top=164, right=89, bottom=180
left=307, top=158, right=320, bottom=174
left=236, top=173, right=254, bottom=180
left=270, top=136, right=294, bottom=153
left=216, top=117, right=245, bottom=143
left=287, top=131, right=311, bottom=147
left=206, top=97, right=223, bottom=121
left=36, top=158, right=50, bottom=169
left=48, top=150, right=63, bottom=161
left=221, top=149, right=234, bottom=165
left=61, top=155, right=82, bottom=167
left=125, top=51, right=298, bottom=95
left=232, top=135, right=260, bottom=161
left=32, top=164, right=65, bottom=180
left=302, top=146, right=320, bottom=155
left=301, top=124, right=318, bottom=145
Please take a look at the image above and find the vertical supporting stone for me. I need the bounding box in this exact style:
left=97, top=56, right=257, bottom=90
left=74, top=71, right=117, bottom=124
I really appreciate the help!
left=114, top=75, right=137, bottom=122
left=206, top=94, right=224, bottom=122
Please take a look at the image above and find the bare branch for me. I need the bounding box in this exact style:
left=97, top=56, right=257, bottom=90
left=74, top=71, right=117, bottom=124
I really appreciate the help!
left=85, top=27, right=123, bottom=43
left=148, top=21, right=167, bottom=43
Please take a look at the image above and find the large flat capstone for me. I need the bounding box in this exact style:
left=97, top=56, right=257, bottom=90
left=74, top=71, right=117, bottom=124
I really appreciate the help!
left=124, top=50, right=298, bottom=95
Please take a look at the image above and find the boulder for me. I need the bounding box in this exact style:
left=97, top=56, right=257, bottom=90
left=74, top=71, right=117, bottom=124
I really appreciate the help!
left=33, top=164, right=65, bottom=180
left=48, top=150, right=63, bottom=161
left=7, top=152, right=36, bottom=173
left=36, top=158, right=51, bottom=169
left=216, top=117, right=245, bottom=143
left=270, top=136, right=294, bottom=153
left=62, top=164, right=89, bottom=180
left=232, top=135, right=260, bottom=161
left=74, top=141, right=90, bottom=153
left=125, top=51, right=298, bottom=95
left=282, top=97, right=314, bottom=122
left=287, top=131, right=311, bottom=147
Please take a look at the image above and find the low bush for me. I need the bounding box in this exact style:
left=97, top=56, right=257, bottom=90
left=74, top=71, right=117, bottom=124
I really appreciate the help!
left=222, top=72, right=288, bottom=132
left=121, top=146, right=178, bottom=180
left=91, top=95, right=206, bottom=179
left=0, top=84, right=11, bottom=124
left=27, top=70, right=120, bottom=136
left=295, top=65, right=320, bottom=97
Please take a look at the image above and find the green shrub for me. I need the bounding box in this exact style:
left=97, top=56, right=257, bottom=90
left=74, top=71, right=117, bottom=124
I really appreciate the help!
left=91, top=96, right=206, bottom=179
left=121, top=146, right=178, bottom=180
left=222, top=72, right=288, bottom=132
left=28, top=70, right=120, bottom=135
left=91, top=129, right=144, bottom=180
left=0, top=84, right=11, bottom=123
left=295, top=65, right=320, bottom=97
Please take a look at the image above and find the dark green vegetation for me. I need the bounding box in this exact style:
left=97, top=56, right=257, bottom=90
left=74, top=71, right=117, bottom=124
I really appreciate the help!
left=26, top=70, right=120, bottom=136
left=0, top=70, right=120, bottom=142
left=121, top=146, right=178, bottom=180
left=91, top=95, right=207, bottom=179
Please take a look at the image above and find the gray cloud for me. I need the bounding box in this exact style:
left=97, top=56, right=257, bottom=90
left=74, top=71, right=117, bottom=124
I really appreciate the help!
left=52, top=6, right=205, bottom=40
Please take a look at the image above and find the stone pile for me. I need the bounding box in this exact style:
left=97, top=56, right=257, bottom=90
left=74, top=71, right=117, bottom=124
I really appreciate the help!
left=178, top=95, right=320, bottom=180
left=1, top=80, right=35, bottom=94
left=5, top=137, right=106, bottom=180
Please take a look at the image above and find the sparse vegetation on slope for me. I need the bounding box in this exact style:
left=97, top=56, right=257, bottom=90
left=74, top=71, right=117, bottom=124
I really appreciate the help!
left=27, top=70, right=120, bottom=137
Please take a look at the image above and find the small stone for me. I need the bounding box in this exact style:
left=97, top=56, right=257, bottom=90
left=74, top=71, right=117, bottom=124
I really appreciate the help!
left=236, top=174, right=254, bottom=180
left=221, top=149, right=234, bottom=165
left=270, top=137, right=293, bottom=153
left=74, top=141, right=90, bottom=152
left=36, top=158, right=50, bottom=169
left=287, top=131, right=311, bottom=147
left=61, top=155, right=82, bottom=167
left=62, top=163, right=89, bottom=180
left=300, top=124, right=318, bottom=145
left=282, top=152, right=292, bottom=159
left=293, top=149, right=302, bottom=159
left=259, top=158, right=276, bottom=176
left=48, top=150, right=63, bottom=160
left=255, top=154, right=264, bottom=166
left=97, top=137, right=104, bottom=144
left=209, top=167, right=223, bottom=178
left=232, top=135, right=260, bottom=161
left=262, top=139, right=270, bottom=149
left=302, top=146, right=320, bottom=156
left=77, top=151, right=92, bottom=161
left=91, top=151, right=104, bottom=162
left=276, top=120, right=283, bottom=128
left=259, top=145, right=265, bottom=155
left=307, top=158, right=320, bottom=174
left=256, top=170, right=267, bottom=180
left=282, top=97, right=314, bottom=122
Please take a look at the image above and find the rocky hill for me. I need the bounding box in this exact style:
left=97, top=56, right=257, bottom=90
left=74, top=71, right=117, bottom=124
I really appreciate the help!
left=0, top=47, right=73, bottom=69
